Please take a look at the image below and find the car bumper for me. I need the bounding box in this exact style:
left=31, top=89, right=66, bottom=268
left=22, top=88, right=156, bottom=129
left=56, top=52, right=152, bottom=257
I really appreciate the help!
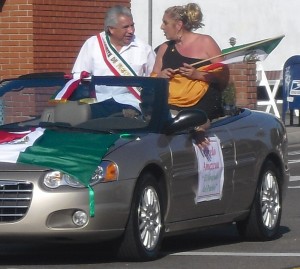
left=0, top=170, right=136, bottom=242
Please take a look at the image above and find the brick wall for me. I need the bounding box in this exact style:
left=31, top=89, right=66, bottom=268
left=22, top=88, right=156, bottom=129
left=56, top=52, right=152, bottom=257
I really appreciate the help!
left=0, top=0, right=34, bottom=78
left=0, top=0, right=131, bottom=80
left=32, top=0, right=130, bottom=74
left=229, top=62, right=257, bottom=109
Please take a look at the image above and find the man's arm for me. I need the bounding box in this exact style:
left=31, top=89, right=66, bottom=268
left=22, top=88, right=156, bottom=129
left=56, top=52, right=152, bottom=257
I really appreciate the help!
left=72, top=38, right=94, bottom=79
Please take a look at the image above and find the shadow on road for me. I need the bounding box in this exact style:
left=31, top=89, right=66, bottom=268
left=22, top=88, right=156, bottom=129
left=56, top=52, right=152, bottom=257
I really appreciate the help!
left=0, top=223, right=290, bottom=265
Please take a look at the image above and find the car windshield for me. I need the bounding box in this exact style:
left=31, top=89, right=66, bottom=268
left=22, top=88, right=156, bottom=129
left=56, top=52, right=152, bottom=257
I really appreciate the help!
left=0, top=74, right=170, bottom=134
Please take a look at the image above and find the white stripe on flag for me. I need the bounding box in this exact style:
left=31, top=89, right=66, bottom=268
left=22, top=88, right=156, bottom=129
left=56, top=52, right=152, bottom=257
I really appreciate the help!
left=0, top=127, right=45, bottom=163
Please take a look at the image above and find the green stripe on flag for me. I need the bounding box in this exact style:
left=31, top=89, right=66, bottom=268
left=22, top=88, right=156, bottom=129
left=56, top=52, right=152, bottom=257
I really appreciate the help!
left=222, top=35, right=284, bottom=55
left=187, top=35, right=284, bottom=68
left=220, top=35, right=284, bottom=63
left=18, top=129, right=120, bottom=184
left=17, top=129, right=120, bottom=217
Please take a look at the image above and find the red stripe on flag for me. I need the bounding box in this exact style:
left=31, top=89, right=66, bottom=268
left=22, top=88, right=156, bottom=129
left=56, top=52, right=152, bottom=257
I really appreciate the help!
left=202, top=62, right=226, bottom=72
left=0, top=129, right=35, bottom=143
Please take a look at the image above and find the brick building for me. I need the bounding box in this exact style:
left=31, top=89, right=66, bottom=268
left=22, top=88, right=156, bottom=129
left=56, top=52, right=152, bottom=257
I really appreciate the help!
left=0, top=0, right=257, bottom=124
left=0, top=0, right=130, bottom=79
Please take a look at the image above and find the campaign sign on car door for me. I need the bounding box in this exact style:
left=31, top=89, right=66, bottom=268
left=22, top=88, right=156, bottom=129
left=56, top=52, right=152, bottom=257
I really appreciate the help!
left=194, top=136, right=224, bottom=203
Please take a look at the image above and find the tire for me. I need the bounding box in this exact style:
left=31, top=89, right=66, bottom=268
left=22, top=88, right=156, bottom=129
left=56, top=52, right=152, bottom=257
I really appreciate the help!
left=117, top=172, right=164, bottom=261
left=236, top=160, right=282, bottom=240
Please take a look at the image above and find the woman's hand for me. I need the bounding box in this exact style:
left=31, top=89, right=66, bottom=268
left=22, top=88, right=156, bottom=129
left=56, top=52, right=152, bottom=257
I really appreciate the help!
left=192, top=130, right=210, bottom=149
left=178, top=63, right=200, bottom=80
left=193, top=119, right=211, bottom=149
left=159, top=68, right=175, bottom=79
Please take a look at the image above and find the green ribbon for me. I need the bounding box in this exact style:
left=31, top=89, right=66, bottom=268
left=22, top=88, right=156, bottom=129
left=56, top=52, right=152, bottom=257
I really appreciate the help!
left=88, top=185, right=95, bottom=217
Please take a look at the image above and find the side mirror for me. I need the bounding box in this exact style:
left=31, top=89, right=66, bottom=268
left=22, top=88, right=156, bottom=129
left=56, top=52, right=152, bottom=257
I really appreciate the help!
left=164, top=109, right=208, bottom=135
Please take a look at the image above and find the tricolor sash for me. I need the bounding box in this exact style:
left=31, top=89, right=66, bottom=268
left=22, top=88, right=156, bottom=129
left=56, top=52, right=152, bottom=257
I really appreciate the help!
left=50, top=71, right=92, bottom=103
left=97, top=33, right=141, bottom=100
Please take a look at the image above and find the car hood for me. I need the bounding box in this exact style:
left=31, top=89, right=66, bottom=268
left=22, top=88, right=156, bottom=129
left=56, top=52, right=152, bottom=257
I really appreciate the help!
left=0, top=128, right=140, bottom=174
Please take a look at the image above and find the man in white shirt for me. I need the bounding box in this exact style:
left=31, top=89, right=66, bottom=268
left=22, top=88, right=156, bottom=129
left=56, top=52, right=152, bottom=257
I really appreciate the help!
left=72, top=5, right=156, bottom=118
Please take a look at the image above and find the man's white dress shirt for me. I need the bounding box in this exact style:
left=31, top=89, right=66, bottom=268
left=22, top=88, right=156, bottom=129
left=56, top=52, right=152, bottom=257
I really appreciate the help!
left=72, top=32, right=156, bottom=111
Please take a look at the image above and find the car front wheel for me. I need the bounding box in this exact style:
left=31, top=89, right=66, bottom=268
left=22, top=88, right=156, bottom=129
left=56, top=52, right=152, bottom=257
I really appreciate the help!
left=117, top=172, right=164, bottom=261
left=236, top=160, right=282, bottom=240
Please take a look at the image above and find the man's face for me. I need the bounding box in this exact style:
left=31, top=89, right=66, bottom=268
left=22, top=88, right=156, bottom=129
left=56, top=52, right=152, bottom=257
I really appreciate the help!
left=108, top=15, right=135, bottom=47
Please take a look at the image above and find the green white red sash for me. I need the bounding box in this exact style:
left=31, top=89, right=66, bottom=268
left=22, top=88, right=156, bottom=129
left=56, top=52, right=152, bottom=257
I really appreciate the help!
left=50, top=71, right=91, bottom=103
left=97, top=33, right=141, bottom=100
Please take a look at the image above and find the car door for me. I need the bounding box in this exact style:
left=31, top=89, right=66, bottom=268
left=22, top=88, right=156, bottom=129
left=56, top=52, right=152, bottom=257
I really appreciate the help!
left=222, top=116, right=262, bottom=212
left=166, top=124, right=236, bottom=222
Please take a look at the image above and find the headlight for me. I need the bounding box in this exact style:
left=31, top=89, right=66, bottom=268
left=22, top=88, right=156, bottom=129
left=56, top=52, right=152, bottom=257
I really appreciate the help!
left=43, top=161, right=118, bottom=189
left=44, top=171, right=84, bottom=188
left=91, top=161, right=118, bottom=183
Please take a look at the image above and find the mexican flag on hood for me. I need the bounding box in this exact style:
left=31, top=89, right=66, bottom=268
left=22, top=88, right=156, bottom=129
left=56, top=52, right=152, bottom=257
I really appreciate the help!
left=0, top=128, right=121, bottom=216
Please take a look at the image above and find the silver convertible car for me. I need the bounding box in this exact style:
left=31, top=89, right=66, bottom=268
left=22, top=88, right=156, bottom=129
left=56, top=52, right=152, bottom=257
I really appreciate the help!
left=0, top=73, right=289, bottom=261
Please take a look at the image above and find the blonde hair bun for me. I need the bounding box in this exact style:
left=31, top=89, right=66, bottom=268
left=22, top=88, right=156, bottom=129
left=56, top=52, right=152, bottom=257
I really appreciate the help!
left=165, top=3, right=204, bottom=31
left=184, top=3, right=204, bottom=30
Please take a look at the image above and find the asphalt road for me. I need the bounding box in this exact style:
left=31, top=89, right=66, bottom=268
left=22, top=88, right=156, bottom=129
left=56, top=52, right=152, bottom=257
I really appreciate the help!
left=0, top=144, right=300, bottom=269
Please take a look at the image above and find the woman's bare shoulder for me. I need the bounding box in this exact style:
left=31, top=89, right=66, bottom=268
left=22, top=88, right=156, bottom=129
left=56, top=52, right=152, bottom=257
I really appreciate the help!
left=195, top=33, right=217, bottom=44
left=193, top=34, right=222, bottom=61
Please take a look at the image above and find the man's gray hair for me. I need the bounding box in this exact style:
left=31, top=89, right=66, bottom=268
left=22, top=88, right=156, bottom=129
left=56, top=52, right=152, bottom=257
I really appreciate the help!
left=104, top=5, right=132, bottom=33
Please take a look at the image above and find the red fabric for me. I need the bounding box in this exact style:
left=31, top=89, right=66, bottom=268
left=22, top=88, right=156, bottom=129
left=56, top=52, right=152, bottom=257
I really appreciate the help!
left=201, top=62, right=226, bottom=72
left=0, top=129, right=35, bottom=143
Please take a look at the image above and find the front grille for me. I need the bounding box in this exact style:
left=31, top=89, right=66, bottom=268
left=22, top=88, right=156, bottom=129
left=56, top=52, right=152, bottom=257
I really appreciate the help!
left=0, top=181, right=33, bottom=222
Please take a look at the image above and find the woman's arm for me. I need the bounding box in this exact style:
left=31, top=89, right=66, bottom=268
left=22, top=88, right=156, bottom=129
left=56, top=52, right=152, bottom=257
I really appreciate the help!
left=151, top=43, right=166, bottom=74
left=151, top=43, right=176, bottom=78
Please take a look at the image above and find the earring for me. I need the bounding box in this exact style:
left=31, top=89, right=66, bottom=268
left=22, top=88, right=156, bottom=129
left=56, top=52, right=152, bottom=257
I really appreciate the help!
left=176, top=29, right=183, bottom=42
left=176, top=33, right=182, bottom=42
